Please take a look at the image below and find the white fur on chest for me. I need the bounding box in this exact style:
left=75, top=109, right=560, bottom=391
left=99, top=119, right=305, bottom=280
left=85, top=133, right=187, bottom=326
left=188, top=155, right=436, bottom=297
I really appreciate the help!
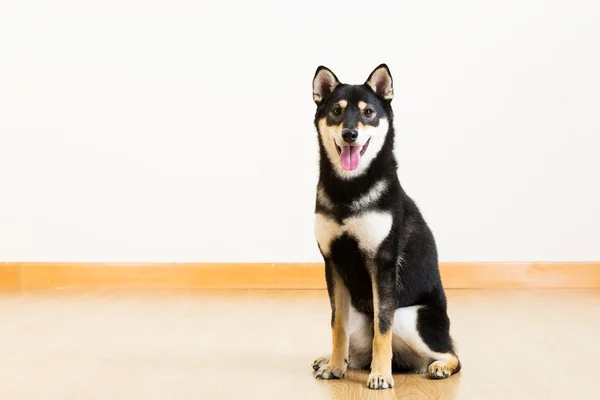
left=314, top=211, right=393, bottom=256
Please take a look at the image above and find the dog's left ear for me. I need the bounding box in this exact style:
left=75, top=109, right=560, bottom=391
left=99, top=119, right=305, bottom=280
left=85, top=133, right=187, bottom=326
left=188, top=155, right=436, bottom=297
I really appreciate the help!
left=365, top=64, right=394, bottom=101
left=313, top=66, right=340, bottom=105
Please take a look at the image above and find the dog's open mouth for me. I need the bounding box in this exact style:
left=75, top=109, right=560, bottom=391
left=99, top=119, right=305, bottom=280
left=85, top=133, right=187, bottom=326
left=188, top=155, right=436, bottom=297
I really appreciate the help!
left=335, top=138, right=371, bottom=171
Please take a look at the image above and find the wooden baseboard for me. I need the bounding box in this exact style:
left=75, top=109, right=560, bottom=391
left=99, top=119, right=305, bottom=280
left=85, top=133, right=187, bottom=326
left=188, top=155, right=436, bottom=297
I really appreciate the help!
left=1, top=262, right=599, bottom=290
left=0, top=264, right=21, bottom=289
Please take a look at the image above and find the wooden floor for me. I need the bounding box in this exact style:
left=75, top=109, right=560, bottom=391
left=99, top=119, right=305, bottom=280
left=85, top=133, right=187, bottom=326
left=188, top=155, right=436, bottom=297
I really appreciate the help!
left=1, top=289, right=599, bottom=399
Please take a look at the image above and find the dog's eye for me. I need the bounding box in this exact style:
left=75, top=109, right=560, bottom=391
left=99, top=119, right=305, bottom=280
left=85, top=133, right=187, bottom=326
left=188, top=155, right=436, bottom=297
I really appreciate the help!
left=364, top=108, right=374, bottom=117
left=332, top=107, right=342, bottom=115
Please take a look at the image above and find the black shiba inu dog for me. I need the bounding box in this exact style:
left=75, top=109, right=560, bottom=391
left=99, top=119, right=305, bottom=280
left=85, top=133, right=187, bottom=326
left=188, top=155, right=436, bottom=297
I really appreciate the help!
left=311, top=64, right=461, bottom=389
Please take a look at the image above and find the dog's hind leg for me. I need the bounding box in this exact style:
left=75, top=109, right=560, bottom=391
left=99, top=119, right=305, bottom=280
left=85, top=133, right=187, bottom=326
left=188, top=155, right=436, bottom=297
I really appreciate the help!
left=392, top=301, right=461, bottom=379
left=313, top=264, right=350, bottom=379
left=417, top=302, right=461, bottom=379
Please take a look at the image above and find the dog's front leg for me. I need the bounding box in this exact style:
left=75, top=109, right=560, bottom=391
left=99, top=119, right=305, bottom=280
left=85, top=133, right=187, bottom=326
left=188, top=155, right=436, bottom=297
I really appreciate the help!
left=313, top=263, right=349, bottom=379
left=367, top=263, right=396, bottom=389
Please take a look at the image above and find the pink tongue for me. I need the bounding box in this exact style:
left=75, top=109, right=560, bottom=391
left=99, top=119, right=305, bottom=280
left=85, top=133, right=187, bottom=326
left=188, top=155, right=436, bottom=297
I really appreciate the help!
left=340, top=145, right=363, bottom=171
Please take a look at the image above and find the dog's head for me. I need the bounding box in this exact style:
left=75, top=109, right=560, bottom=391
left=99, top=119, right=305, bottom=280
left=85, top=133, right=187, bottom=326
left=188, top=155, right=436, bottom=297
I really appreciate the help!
left=313, top=64, right=394, bottom=179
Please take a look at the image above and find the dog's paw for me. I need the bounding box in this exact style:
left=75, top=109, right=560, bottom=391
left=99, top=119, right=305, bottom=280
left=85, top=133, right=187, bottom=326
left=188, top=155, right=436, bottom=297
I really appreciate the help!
left=367, top=372, right=395, bottom=389
left=312, top=355, right=330, bottom=371
left=315, top=362, right=347, bottom=380
left=428, top=361, right=451, bottom=379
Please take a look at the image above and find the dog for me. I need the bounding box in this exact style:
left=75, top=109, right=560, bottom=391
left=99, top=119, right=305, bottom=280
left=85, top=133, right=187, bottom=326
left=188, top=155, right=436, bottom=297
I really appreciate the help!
left=310, top=64, right=461, bottom=389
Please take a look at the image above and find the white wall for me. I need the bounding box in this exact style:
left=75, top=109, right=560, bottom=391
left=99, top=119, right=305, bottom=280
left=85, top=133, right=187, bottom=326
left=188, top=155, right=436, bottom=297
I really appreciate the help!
left=1, top=0, right=599, bottom=262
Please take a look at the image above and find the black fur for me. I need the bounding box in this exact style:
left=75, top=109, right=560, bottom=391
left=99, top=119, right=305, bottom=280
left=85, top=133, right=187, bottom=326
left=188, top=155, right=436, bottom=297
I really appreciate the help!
left=313, top=64, right=459, bottom=373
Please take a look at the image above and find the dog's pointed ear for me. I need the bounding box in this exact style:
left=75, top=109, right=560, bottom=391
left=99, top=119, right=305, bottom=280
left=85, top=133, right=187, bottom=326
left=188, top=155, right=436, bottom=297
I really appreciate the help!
left=313, top=66, right=340, bottom=105
left=365, top=64, right=394, bottom=101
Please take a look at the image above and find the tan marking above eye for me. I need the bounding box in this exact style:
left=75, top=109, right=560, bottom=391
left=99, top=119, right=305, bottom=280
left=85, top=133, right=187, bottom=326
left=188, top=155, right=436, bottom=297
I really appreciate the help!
left=337, top=100, right=348, bottom=108
left=358, top=101, right=368, bottom=110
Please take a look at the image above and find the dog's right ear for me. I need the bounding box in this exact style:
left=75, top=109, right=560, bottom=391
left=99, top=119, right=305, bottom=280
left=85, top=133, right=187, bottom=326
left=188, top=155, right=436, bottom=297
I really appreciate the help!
left=312, top=66, right=340, bottom=105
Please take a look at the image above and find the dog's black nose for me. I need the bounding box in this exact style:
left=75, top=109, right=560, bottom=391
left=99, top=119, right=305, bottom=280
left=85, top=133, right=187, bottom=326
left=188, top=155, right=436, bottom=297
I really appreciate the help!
left=341, top=129, right=358, bottom=143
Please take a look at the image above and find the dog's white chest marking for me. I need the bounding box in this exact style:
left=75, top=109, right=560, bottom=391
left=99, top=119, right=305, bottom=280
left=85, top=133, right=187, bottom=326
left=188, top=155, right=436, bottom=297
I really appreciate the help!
left=315, top=211, right=393, bottom=256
